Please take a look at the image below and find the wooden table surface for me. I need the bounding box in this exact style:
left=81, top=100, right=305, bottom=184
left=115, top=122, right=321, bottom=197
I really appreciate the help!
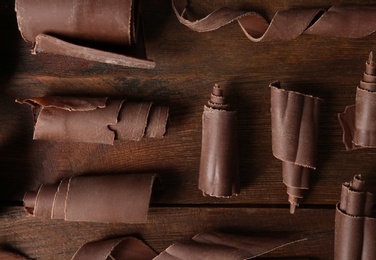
left=1, top=0, right=376, bottom=259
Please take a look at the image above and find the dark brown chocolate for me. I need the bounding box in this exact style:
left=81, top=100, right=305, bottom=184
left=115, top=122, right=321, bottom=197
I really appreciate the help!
left=16, top=96, right=169, bottom=144
left=23, top=174, right=158, bottom=223
left=172, top=0, right=376, bottom=41
left=154, top=232, right=306, bottom=259
left=335, top=175, right=376, bottom=259
left=199, top=85, right=239, bottom=198
left=270, top=81, right=322, bottom=213
left=72, top=237, right=157, bottom=260
left=0, top=250, right=27, bottom=260
left=339, top=52, right=376, bottom=150
left=15, top=0, right=155, bottom=68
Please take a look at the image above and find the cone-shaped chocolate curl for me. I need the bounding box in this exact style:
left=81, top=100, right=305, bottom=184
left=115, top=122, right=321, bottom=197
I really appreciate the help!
left=270, top=81, right=322, bottom=213
left=172, top=0, right=376, bottom=41
left=16, top=96, right=169, bottom=144
left=335, top=175, right=376, bottom=259
left=339, top=52, right=376, bottom=150
left=15, top=0, right=155, bottom=68
left=199, top=85, right=239, bottom=197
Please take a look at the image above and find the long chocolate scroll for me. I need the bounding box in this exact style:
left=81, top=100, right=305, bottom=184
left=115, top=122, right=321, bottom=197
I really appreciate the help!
left=16, top=96, right=169, bottom=144
left=154, top=232, right=306, bottom=259
left=172, top=0, right=376, bottom=41
left=15, top=0, right=155, bottom=68
left=339, top=52, right=376, bottom=150
left=270, top=81, right=322, bottom=214
left=199, top=85, right=239, bottom=197
left=23, top=174, right=158, bottom=223
left=335, top=175, right=376, bottom=259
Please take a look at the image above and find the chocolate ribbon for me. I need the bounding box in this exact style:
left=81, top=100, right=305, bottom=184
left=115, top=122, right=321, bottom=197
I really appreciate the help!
left=270, top=81, right=322, bottom=213
left=172, top=0, right=376, bottom=41
left=335, top=175, right=376, bottom=259
left=15, top=0, right=155, bottom=68
left=16, top=96, right=169, bottom=144
left=23, top=174, right=159, bottom=223
left=199, top=85, right=239, bottom=197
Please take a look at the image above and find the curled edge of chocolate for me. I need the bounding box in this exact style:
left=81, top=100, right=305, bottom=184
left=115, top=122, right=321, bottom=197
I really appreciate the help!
left=23, top=174, right=160, bottom=223
left=72, top=237, right=157, bottom=260
left=334, top=175, right=376, bottom=259
left=270, top=81, right=322, bottom=214
left=154, top=232, right=307, bottom=259
left=172, top=0, right=376, bottom=41
left=16, top=96, right=169, bottom=145
left=198, top=84, right=239, bottom=198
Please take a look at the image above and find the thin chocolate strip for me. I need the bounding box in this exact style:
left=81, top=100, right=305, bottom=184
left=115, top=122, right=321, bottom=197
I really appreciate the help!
left=154, top=232, right=307, bottom=259
left=172, top=0, right=376, bottom=41
left=339, top=52, right=376, bottom=150
left=0, top=250, right=27, bottom=260
left=15, top=0, right=155, bottom=68
left=16, top=96, right=169, bottom=144
left=270, top=81, right=322, bottom=214
left=23, top=174, right=158, bottom=223
left=199, top=85, right=239, bottom=198
left=72, top=237, right=157, bottom=260
left=334, top=175, right=376, bottom=260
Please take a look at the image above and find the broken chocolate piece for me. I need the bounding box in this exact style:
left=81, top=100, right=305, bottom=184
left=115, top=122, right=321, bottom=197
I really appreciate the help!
left=16, top=96, right=169, bottom=144
left=270, top=81, right=322, bottom=213
left=172, top=0, right=376, bottom=41
left=23, top=174, right=158, bottom=223
left=339, top=52, right=376, bottom=150
left=154, top=232, right=307, bottom=259
left=72, top=237, right=157, bottom=260
left=335, top=175, right=376, bottom=259
left=199, top=84, right=239, bottom=197
left=15, top=0, right=155, bottom=68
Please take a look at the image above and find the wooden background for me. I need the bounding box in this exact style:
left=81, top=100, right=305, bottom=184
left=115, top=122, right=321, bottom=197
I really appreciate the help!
left=1, top=0, right=376, bottom=259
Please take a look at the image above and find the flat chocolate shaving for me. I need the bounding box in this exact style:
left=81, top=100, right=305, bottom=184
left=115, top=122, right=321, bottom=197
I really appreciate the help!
left=15, top=0, right=155, bottom=68
left=0, top=250, right=27, bottom=260
left=339, top=52, right=376, bottom=150
left=154, top=232, right=307, bottom=259
left=270, top=81, right=322, bottom=214
left=23, top=174, right=158, bottom=223
left=172, top=0, right=376, bottom=41
left=199, top=85, right=239, bottom=198
left=16, top=96, right=169, bottom=144
left=72, top=237, right=157, bottom=260
left=335, top=175, right=376, bottom=260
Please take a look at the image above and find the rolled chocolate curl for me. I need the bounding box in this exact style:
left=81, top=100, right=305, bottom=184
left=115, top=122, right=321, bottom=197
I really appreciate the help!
left=72, top=237, right=157, bottom=260
left=15, top=0, right=155, bottom=68
left=172, top=0, right=376, bottom=41
left=16, top=96, right=169, bottom=144
left=23, top=174, right=159, bottom=223
left=270, top=81, right=322, bottom=214
left=154, top=232, right=307, bottom=259
left=199, top=85, right=239, bottom=197
left=339, top=52, right=376, bottom=150
left=335, top=175, right=376, bottom=260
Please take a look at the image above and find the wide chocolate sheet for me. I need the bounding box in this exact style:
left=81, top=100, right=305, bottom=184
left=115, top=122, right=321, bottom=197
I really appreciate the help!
left=172, top=0, right=376, bottom=41
left=199, top=85, right=239, bottom=197
left=334, top=175, right=376, bottom=259
left=23, top=174, right=158, bottom=223
left=270, top=81, right=322, bottom=213
left=16, top=96, right=169, bottom=144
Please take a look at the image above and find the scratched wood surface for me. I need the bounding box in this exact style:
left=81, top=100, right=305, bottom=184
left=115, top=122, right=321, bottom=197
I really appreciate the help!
left=1, top=0, right=376, bottom=259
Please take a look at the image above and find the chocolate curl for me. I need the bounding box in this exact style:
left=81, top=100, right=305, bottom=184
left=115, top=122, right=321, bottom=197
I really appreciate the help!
left=154, top=232, right=307, bottom=259
left=172, top=0, right=376, bottom=41
left=339, top=52, right=376, bottom=150
left=23, top=174, right=159, bottom=223
left=72, top=237, right=157, bottom=260
left=16, top=96, right=169, bottom=144
left=270, top=82, right=322, bottom=214
left=335, top=175, right=376, bottom=260
left=15, top=0, right=155, bottom=68
left=199, top=85, right=239, bottom=197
